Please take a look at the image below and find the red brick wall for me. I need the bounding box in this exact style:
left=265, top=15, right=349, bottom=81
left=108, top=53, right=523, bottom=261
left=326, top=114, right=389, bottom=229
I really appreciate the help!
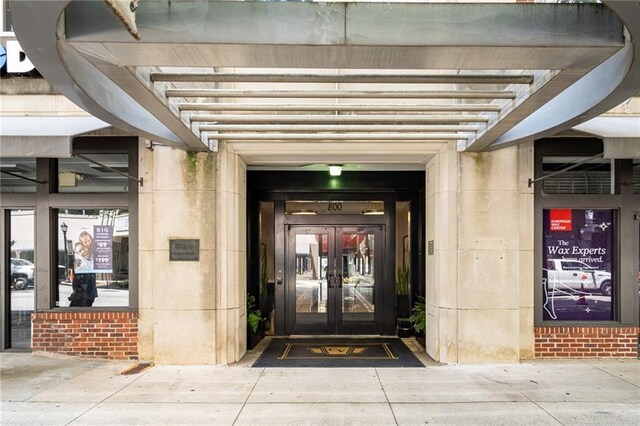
left=32, top=312, right=138, bottom=360
left=535, top=326, right=639, bottom=358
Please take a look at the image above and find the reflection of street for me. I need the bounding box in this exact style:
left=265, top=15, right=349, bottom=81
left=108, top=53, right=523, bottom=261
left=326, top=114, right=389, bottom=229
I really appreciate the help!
left=57, top=284, right=130, bottom=308
left=12, top=286, right=129, bottom=309
left=543, top=276, right=612, bottom=321
left=295, top=277, right=375, bottom=315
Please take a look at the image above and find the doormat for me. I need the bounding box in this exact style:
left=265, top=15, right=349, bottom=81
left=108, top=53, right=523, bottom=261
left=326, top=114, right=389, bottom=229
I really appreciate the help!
left=252, top=338, right=424, bottom=367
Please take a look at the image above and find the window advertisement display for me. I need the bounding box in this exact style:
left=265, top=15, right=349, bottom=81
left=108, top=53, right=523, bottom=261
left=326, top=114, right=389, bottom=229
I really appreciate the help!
left=542, top=209, right=615, bottom=321
left=57, top=209, right=129, bottom=308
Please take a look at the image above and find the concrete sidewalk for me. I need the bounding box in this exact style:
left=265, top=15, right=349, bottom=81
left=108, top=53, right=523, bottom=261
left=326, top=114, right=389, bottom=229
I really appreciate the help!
left=1, top=351, right=638, bottom=425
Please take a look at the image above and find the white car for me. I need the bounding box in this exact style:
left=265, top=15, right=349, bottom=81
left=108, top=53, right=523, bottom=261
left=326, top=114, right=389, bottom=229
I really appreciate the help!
left=10, top=258, right=34, bottom=290
left=545, top=259, right=612, bottom=296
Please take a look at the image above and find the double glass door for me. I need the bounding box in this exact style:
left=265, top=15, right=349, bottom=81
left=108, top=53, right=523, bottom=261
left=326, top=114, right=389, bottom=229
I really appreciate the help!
left=287, top=225, right=381, bottom=334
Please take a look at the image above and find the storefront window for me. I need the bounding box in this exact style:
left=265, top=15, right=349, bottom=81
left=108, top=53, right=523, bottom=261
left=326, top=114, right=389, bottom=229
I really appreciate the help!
left=10, top=209, right=35, bottom=348
left=56, top=209, right=129, bottom=308
left=542, top=209, right=614, bottom=321
left=0, top=157, right=37, bottom=193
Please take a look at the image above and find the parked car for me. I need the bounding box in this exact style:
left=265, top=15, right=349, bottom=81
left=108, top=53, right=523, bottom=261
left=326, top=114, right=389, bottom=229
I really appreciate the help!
left=10, top=258, right=34, bottom=290
left=544, top=259, right=612, bottom=296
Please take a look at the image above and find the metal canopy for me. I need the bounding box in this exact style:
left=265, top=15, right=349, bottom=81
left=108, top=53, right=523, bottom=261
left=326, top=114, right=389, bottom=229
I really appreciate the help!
left=11, top=1, right=639, bottom=155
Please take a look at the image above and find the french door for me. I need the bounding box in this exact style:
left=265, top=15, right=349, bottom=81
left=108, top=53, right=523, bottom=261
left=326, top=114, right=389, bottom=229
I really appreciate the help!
left=287, top=225, right=382, bottom=334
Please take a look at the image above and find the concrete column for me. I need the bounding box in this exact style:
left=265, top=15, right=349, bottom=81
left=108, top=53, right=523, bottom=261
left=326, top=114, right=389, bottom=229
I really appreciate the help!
left=425, top=141, right=534, bottom=363
left=138, top=143, right=218, bottom=364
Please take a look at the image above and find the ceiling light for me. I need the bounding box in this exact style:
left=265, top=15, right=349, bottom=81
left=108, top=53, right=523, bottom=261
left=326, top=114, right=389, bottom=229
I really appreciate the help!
left=329, top=165, right=342, bottom=176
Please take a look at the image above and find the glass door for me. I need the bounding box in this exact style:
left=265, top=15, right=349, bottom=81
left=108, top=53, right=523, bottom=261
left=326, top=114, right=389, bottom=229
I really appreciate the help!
left=287, top=226, right=381, bottom=334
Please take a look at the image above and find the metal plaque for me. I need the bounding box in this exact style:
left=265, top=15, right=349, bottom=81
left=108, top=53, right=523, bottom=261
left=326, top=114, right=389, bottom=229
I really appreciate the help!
left=169, top=239, right=200, bottom=261
left=427, top=240, right=434, bottom=256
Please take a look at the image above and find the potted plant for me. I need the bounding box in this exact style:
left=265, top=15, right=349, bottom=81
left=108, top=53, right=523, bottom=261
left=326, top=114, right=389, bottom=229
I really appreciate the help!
left=247, top=294, right=264, bottom=349
left=409, top=296, right=426, bottom=347
left=395, top=265, right=410, bottom=317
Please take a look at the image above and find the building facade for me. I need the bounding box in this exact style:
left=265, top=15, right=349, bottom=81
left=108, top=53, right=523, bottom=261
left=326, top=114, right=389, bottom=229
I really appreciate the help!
left=1, top=0, right=639, bottom=364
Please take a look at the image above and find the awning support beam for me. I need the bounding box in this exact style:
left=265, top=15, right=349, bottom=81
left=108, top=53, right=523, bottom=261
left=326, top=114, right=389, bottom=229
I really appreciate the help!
left=0, top=170, right=46, bottom=185
left=74, top=154, right=144, bottom=187
left=527, top=152, right=603, bottom=188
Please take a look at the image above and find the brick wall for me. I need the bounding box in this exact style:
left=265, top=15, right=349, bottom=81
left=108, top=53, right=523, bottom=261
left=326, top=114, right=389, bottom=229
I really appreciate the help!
left=535, top=326, right=639, bottom=358
left=32, top=312, right=138, bottom=360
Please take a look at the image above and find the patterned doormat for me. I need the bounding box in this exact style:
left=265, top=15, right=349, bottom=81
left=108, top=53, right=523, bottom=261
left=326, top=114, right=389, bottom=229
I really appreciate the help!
left=252, top=338, right=424, bottom=367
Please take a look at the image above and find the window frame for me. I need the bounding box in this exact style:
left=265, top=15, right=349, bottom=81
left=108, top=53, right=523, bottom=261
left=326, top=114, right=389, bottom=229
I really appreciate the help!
left=534, top=138, right=639, bottom=327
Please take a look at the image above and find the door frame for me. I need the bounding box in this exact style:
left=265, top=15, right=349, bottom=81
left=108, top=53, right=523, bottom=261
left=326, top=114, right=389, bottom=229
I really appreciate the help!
left=286, top=223, right=384, bottom=335
left=247, top=171, right=426, bottom=337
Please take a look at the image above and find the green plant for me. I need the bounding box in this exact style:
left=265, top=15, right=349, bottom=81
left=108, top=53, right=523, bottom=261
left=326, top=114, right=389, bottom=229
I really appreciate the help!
left=395, top=265, right=409, bottom=295
left=247, top=294, right=263, bottom=333
left=409, top=296, right=426, bottom=334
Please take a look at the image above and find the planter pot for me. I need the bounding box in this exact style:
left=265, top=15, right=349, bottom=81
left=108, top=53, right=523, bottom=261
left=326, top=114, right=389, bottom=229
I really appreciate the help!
left=396, top=294, right=410, bottom=318
left=415, top=333, right=425, bottom=348
left=247, top=323, right=264, bottom=350
left=396, top=318, right=413, bottom=338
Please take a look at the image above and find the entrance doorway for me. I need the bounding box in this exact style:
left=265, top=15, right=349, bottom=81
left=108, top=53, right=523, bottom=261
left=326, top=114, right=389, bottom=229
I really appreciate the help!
left=287, top=225, right=382, bottom=335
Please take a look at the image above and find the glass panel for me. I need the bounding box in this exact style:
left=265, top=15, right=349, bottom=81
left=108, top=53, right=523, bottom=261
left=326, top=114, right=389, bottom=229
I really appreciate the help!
left=542, top=156, right=612, bottom=195
left=10, top=209, right=35, bottom=349
left=58, top=153, right=129, bottom=193
left=286, top=201, right=384, bottom=216
left=259, top=201, right=275, bottom=335
left=342, top=233, right=375, bottom=323
left=396, top=201, right=411, bottom=317
left=542, top=209, right=614, bottom=321
left=0, top=157, right=37, bottom=193
left=295, top=233, right=328, bottom=325
left=57, top=209, right=129, bottom=307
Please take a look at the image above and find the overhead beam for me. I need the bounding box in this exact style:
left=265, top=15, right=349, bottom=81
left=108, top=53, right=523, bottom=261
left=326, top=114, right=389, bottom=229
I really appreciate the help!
left=190, top=115, right=489, bottom=124
left=178, top=103, right=503, bottom=113
left=197, top=124, right=479, bottom=133
left=151, top=73, right=534, bottom=85
left=207, top=133, right=469, bottom=141
left=66, top=2, right=622, bottom=70
left=168, top=89, right=516, bottom=99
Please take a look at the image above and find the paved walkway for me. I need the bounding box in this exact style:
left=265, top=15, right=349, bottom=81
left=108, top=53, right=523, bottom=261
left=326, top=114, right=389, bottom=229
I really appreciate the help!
left=1, top=347, right=639, bottom=425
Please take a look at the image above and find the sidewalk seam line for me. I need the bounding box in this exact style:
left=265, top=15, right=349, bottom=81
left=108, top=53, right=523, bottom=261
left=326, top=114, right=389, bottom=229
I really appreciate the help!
left=374, top=368, right=399, bottom=426
left=232, top=367, right=265, bottom=426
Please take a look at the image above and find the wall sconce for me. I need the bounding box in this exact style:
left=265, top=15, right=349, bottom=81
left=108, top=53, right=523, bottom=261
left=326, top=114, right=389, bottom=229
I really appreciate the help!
left=59, top=171, right=84, bottom=187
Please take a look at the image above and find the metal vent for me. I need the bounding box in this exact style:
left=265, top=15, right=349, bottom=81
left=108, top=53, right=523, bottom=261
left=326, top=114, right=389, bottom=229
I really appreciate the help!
left=542, top=171, right=612, bottom=195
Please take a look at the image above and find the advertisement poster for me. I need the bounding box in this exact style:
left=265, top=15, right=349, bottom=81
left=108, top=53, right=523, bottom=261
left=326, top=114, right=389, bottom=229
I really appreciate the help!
left=73, top=226, right=113, bottom=274
left=542, top=209, right=614, bottom=321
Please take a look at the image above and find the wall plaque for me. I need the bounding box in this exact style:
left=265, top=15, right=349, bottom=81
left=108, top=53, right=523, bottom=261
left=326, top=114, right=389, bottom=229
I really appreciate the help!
left=427, top=240, right=434, bottom=256
left=169, top=239, right=199, bottom=261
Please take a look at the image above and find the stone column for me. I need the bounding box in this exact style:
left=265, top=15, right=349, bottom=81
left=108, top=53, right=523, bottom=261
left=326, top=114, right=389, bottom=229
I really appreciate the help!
left=138, top=143, right=218, bottom=364
left=425, top=141, right=534, bottom=363
left=214, top=141, right=247, bottom=364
